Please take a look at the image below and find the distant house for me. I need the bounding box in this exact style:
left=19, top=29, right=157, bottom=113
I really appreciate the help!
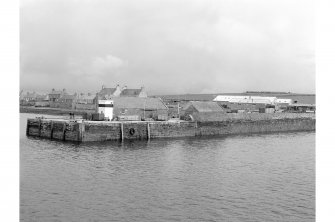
left=119, top=86, right=147, bottom=98
left=112, top=97, right=168, bottom=120
left=34, top=94, right=50, bottom=107
left=49, top=89, right=67, bottom=102
left=76, top=93, right=96, bottom=104
left=57, top=94, right=77, bottom=109
left=75, top=93, right=97, bottom=111
left=20, top=92, right=37, bottom=106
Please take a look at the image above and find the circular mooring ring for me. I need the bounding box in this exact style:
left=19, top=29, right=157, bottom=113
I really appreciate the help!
left=129, top=128, right=135, bottom=135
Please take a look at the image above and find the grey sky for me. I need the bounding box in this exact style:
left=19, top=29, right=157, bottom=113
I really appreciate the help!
left=20, top=0, right=315, bottom=95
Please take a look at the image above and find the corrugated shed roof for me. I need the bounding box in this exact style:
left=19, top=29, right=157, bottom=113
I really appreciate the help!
left=113, top=97, right=168, bottom=110
left=184, top=101, right=223, bottom=112
left=120, top=89, right=141, bottom=96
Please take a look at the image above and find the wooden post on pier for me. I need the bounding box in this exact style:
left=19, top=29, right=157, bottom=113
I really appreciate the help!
left=26, top=120, right=30, bottom=136
left=120, top=122, right=124, bottom=141
left=77, top=122, right=84, bottom=142
left=50, top=121, right=54, bottom=139
left=38, top=119, right=42, bottom=137
left=147, top=123, right=151, bottom=140
left=62, top=122, right=66, bottom=141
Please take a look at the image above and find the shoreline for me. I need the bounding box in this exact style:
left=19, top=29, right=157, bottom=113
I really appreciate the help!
left=20, top=106, right=93, bottom=116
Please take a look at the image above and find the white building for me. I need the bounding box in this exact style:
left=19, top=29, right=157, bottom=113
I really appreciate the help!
left=275, top=98, right=293, bottom=105
left=213, top=95, right=277, bottom=105
left=98, top=100, right=114, bottom=120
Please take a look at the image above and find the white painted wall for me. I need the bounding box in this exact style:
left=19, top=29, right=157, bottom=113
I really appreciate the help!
left=275, top=98, right=293, bottom=104
left=98, top=100, right=114, bottom=120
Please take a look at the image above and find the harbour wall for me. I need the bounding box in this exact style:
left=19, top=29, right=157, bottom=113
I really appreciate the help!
left=26, top=115, right=315, bottom=142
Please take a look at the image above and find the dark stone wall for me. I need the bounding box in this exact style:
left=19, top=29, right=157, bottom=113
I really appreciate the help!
left=83, top=122, right=121, bottom=141
left=149, top=122, right=197, bottom=138
left=26, top=119, right=81, bottom=141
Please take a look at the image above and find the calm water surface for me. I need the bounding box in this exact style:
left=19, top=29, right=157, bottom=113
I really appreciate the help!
left=20, top=113, right=315, bottom=222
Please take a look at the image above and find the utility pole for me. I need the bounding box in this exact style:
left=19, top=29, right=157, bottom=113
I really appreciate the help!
left=143, top=100, right=146, bottom=120
left=177, top=102, right=180, bottom=119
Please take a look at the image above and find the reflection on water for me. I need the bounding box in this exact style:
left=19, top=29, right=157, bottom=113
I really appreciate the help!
left=20, top=114, right=315, bottom=222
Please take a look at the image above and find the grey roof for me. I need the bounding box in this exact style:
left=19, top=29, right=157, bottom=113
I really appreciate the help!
left=98, top=88, right=116, bottom=96
left=120, top=89, right=141, bottom=97
left=113, top=97, right=168, bottom=110
left=184, top=101, right=223, bottom=112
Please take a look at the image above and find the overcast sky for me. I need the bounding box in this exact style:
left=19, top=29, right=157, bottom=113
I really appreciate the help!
left=20, top=0, right=315, bottom=95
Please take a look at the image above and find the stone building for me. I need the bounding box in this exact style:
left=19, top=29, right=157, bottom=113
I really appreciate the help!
left=74, top=93, right=97, bottom=111
left=112, top=97, right=168, bottom=120
left=183, top=101, right=226, bottom=121
left=49, top=89, right=67, bottom=102
left=20, top=91, right=37, bottom=106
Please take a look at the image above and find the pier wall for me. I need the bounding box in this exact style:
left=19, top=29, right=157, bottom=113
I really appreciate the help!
left=26, top=117, right=316, bottom=142
left=197, top=118, right=315, bottom=136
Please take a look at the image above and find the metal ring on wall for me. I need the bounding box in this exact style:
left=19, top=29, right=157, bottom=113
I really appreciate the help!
left=129, top=128, right=135, bottom=135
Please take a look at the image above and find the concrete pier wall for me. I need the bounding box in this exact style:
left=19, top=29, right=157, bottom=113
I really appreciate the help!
left=26, top=117, right=316, bottom=142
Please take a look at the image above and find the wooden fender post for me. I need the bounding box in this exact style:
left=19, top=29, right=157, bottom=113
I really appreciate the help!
left=50, top=121, right=54, bottom=139
left=120, top=122, right=124, bottom=141
left=77, top=122, right=85, bottom=142
left=62, top=122, right=66, bottom=141
left=147, top=123, right=151, bottom=140
left=26, top=120, right=30, bottom=136
left=38, top=119, right=42, bottom=137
